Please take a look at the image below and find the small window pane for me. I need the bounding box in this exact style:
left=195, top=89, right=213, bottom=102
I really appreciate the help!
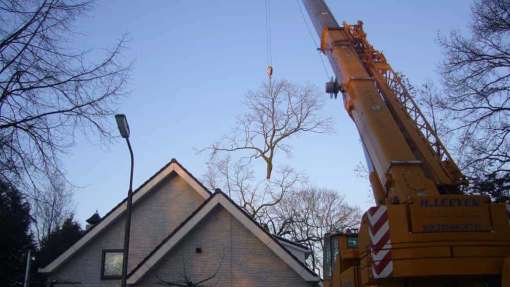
left=103, top=251, right=123, bottom=278
left=347, top=236, right=358, bottom=248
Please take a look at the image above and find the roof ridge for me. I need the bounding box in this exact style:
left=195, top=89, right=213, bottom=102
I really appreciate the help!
left=40, top=158, right=211, bottom=272
left=170, top=158, right=212, bottom=195
left=79, top=158, right=211, bottom=238
left=70, top=159, right=176, bottom=240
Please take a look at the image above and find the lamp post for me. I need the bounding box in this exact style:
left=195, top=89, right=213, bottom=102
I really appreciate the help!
left=115, top=114, right=134, bottom=287
left=23, top=250, right=33, bottom=287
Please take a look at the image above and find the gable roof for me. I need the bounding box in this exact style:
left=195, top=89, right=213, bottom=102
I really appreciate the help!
left=39, top=159, right=211, bottom=273
left=275, top=236, right=312, bottom=255
left=127, top=190, right=320, bottom=284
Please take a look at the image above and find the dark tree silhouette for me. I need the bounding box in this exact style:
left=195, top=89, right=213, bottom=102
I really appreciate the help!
left=0, top=0, right=129, bottom=193
left=0, top=180, right=34, bottom=287
left=439, top=0, right=510, bottom=178
left=37, top=216, right=83, bottom=268
left=469, top=172, right=510, bottom=200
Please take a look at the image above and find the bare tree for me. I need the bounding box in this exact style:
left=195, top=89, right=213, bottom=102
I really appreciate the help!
left=0, top=0, right=129, bottom=192
left=203, top=156, right=360, bottom=275
left=438, top=0, right=510, bottom=178
left=209, top=79, right=332, bottom=179
left=204, top=79, right=355, bottom=274
left=412, top=82, right=460, bottom=153
left=32, top=171, right=74, bottom=245
left=353, top=160, right=368, bottom=179
left=266, top=187, right=360, bottom=275
left=204, top=155, right=302, bottom=223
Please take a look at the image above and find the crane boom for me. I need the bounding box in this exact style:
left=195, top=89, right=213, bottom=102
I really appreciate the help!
left=300, top=1, right=510, bottom=286
left=301, top=0, right=465, bottom=204
left=301, top=0, right=339, bottom=35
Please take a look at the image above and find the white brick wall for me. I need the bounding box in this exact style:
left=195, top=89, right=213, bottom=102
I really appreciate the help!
left=136, top=206, right=314, bottom=287
left=49, top=174, right=205, bottom=286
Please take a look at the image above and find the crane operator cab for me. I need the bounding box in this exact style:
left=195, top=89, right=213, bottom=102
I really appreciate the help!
left=323, top=230, right=361, bottom=287
left=322, top=224, right=505, bottom=287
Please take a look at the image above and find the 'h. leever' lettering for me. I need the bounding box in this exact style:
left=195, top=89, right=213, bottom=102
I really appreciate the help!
left=420, top=198, right=480, bottom=208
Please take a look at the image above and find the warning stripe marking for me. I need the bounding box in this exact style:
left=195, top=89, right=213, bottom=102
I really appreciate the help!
left=367, top=205, right=393, bottom=279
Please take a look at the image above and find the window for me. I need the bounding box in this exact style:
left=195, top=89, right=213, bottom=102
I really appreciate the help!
left=331, top=235, right=339, bottom=269
left=347, top=236, right=358, bottom=248
left=323, top=236, right=331, bottom=279
left=323, top=234, right=341, bottom=280
left=101, top=249, right=124, bottom=279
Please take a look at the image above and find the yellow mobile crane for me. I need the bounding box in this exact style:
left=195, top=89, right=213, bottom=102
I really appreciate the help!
left=301, top=1, right=510, bottom=286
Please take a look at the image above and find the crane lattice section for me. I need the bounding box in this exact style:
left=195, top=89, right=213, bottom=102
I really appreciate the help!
left=344, top=22, right=456, bottom=168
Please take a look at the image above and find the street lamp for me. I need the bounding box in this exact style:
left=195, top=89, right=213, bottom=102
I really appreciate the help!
left=116, top=114, right=130, bottom=138
left=23, top=249, right=35, bottom=287
left=115, top=114, right=134, bottom=287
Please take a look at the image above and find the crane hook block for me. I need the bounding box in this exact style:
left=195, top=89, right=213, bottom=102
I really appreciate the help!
left=267, top=65, right=273, bottom=78
left=326, top=78, right=340, bottom=99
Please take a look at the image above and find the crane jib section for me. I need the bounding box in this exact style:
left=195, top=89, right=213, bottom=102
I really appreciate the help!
left=342, top=22, right=465, bottom=190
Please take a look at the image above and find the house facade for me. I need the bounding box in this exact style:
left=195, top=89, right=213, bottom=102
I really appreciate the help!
left=40, top=159, right=320, bottom=286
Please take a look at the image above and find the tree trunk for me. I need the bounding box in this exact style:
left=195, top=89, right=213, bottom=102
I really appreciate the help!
left=266, top=161, right=273, bottom=179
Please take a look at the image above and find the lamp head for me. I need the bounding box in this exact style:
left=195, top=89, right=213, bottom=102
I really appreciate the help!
left=115, top=114, right=130, bottom=139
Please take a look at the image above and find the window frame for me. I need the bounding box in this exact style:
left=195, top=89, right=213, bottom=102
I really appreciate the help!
left=101, top=249, right=124, bottom=280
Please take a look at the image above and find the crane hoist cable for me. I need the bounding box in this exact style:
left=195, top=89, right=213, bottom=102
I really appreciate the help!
left=265, top=0, right=273, bottom=79
left=295, top=0, right=331, bottom=79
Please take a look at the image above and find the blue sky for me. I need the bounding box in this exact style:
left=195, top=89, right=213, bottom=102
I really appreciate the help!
left=65, top=0, right=472, bottom=224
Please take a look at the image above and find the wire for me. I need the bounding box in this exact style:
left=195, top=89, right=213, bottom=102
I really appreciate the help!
left=295, top=0, right=332, bottom=79
left=264, top=0, right=273, bottom=66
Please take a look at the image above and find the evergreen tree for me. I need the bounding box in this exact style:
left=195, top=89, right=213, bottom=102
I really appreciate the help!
left=469, top=173, right=510, bottom=201
left=38, top=216, right=84, bottom=268
left=0, top=181, right=34, bottom=287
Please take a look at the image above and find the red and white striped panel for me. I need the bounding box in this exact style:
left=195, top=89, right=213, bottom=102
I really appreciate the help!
left=367, top=205, right=393, bottom=279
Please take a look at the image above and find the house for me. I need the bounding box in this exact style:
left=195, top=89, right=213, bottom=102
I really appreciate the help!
left=40, top=159, right=320, bottom=286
